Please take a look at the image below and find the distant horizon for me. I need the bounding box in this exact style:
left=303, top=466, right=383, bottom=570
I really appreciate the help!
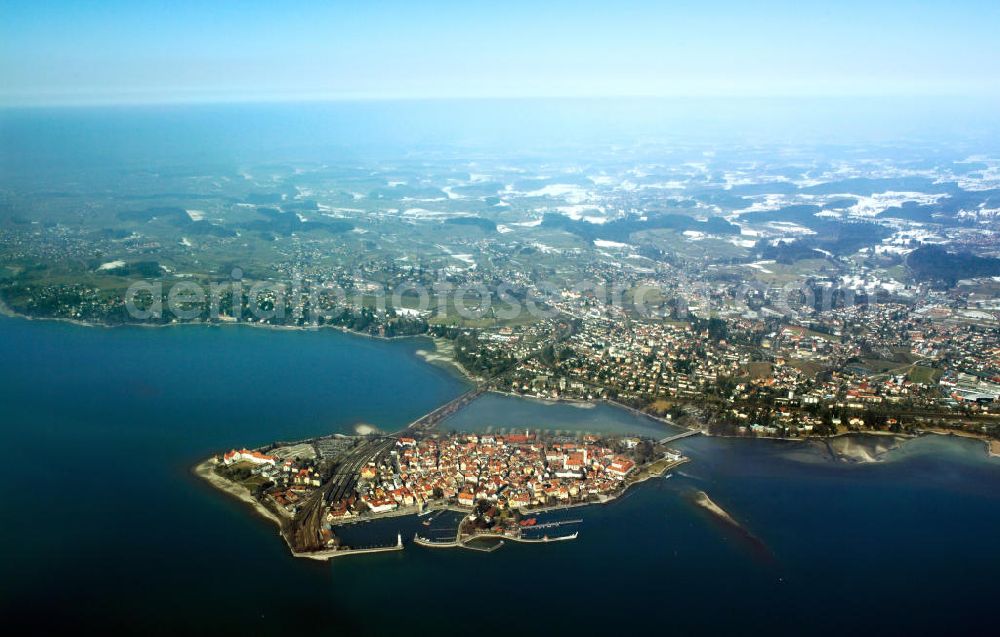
left=3, top=0, right=999, bottom=108
left=5, top=93, right=1000, bottom=110
left=4, top=96, right=1000, bottom=155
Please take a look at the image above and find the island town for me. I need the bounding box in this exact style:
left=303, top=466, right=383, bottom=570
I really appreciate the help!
left=200, top=426, right=689, bottom=560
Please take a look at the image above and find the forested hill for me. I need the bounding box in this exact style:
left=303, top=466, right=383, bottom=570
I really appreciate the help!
left=907, top=245, right=1000, bottom=285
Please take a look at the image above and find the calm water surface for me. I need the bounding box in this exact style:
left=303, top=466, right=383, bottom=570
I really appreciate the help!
left=2, top=315, right=998, bottom=635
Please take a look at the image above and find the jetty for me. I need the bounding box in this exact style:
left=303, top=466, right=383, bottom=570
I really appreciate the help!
left=414, top=524, right=579, bottom=552
left=525, top=518, right=582, bottom=530
left=507, top=531, right=579, bottom=543
left=295, top=533, right=405, bottom=561
left=413, top=532, right=460, bottom=548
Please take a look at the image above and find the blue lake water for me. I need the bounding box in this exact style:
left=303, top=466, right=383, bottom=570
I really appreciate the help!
left=438, top=392, right=682, bottom=438
left=1, top=315, right=998, bottom=635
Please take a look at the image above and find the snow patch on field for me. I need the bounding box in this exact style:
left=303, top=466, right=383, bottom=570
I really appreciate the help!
left=746, top=260, right=776, bottom=274
left=523, top=183, right=591, bottom=204
left=555, top=205, right=609, bottom=224
left=402, top=208, right=474, bottom=220
left=732, top=194, right=794, bottom=214
left=441, top=185, right=466, bottom=200
left=593, top=239, right=629, bottom=249
left=638, top=180, right=688, bottom=190
left=765, top=222, right=816, bottom=235
left=531, top=242, right=560, bottom=254
left=723, top=172, right=792, bottom=189
left=876, top=227, right=946, bottom=254
left=954, top=161, right=1000, bottom=191
left=847, top=191, right=948, bottom=218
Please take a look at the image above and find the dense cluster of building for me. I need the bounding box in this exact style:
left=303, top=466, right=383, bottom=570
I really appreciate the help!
left=331, top=432, right=664, bottom=520
left=461, top=286, right=999, bottom=436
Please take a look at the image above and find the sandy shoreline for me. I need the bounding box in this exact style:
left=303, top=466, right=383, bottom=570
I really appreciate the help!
left=415, top=337, right=480, bottom=382
left=692, top=490, right=741, bottom=528
left=922, top=428, right=1000, bottom=459
left=0, top=295, right=15, bottom=318
left=193, top=459, right=286, bottom=530
left=690, top=490, right=773, bottom=560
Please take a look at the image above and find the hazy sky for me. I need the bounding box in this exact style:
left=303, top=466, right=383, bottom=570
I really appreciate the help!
left=2, top=0, right=999, bottom=106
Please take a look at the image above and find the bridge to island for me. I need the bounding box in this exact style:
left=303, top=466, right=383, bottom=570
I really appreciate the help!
left=658, top=429, right=701, bottom=445
left=402, top=385, right=487, bottom=434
